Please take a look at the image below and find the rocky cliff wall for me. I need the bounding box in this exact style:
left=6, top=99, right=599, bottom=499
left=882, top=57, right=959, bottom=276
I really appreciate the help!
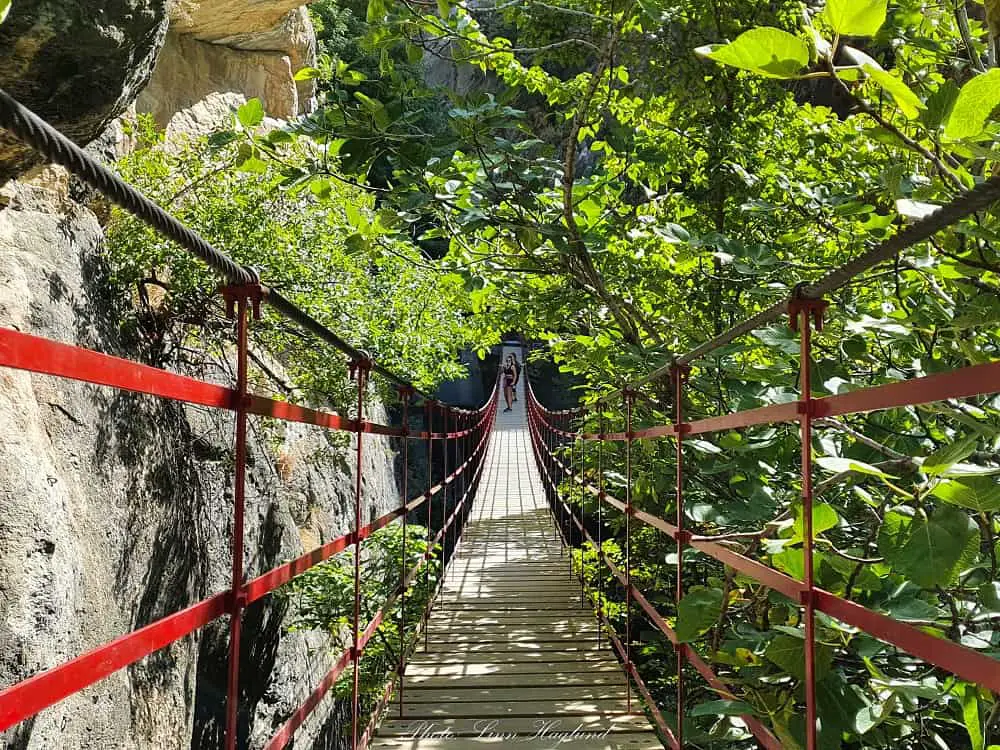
left=0, top=3, right=404, bottom=749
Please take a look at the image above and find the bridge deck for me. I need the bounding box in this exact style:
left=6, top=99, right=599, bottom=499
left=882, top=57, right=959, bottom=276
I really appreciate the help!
left=373, top=357, right=662, bottom=749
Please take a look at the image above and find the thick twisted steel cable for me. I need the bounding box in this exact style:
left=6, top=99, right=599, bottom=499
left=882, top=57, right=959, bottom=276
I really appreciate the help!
left=0, top=86, right=440, bottom=401
left=605, top=173, right=1000, bottom=400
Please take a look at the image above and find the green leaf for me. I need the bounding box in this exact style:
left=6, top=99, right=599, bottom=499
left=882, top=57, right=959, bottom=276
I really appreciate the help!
left=815, top=456, right=894, bottom=478
left=790, top=503, right=839, bottom=544
left=689, top=699, right=757, bottom=717
left=765, top=633, right=833, bottom=681
left=822, top=0, right=888, bottom=36
left=923, top=80, right=960, bottom=131
left=695, top=28, right=811, bottom=79
left=932, top=477, right=1000, bottom=512
left=293, top=67, right=321, bottom=81
left=674, top=587, right=724, bottom=643
left=406, top=43, right=424, bottom=64
left=945, top=70, right=1000, bottom=141
left=0, top=0, right=11, bottom=24
left=879, top=505, right=980, bottom=588
left=922, top=434, right=979, bottom=476
left=885, top=596, right=941, bottom=622
left=980, top=582, right=1000, bottom=611
left=237, top=98, right=265, bottom=128
left=963, top=683, right=984, bottom=750
left=862, top=65, right=924, bottom=119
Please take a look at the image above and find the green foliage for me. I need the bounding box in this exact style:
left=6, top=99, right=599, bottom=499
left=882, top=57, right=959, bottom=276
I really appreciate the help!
left=695, top=28, right=811, bottom=79
left=945, top=69, right=1000, bottom=141
left=285, top=524, right=439, bottom=713
left=822, top=0, right=888, bottom=37
left=674, top=587, right=724, bottom=642
left=106, top=115, right=488, bottom=401
left=202, top=0, right=1000, bottom=744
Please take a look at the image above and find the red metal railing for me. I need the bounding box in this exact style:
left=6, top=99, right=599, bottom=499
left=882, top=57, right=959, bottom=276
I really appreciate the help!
left=525, top=302, right=1000, bottom=750
left=0, top=320, right=498, bottom=749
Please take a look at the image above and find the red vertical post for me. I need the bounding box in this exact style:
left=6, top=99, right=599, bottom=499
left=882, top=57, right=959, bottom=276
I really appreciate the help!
left=424, top=400, right=435, bottom=651
left=442, top=407, right=450, bottom=608
left=221, top=283, right=261, bottom=750
left=791, top=296, right=827, bottom=750
left=397, top=385, right=413, bottom=718
left=623, top=390, right=635, bottom=713
left=579, top=408, right=587, bottom=603
left=349, top=356, right=371, bottom=750
left=596, top=405, right=605, bottom=650
left=547, top=410, right=556, bottom=539
left=568, top=412, right=576, bottom=577
left=671, top=363, right=690, bottom=747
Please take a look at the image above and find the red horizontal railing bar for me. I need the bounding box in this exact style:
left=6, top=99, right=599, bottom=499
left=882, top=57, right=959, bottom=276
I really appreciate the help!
left=535, top=411, right=782, bottom=750
left=818, top=359, right=1000, bottom=418
left=582, top=575, right=679, bottom=750
left=682, top=645, right=782, bottom=750
left=268, top=399, right=495, bottom=750
left=0, top=326, right=233, bottom=409
left=245, top=534, right=354, bottom=605
left=815, top=591, right=1000, bottom=694
left=536, top=360, right=1000, bottom=443
left=248, top=395, right=353, bottom=431
left=529, top=387, right=1000, bottom=738
left=0, top=590, right=228, bottom=731
left=633, top=424, right=677, bottom=440
left=686, top=401, right=800, bottom=436
left=689, top=539, right=805, bottom=601
left=0, top=328, right=446, bottom=439
left=264, top=649, right=353, bottom=750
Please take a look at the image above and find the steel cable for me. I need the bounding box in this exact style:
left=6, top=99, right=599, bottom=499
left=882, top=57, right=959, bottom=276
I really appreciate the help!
left=0, top=86, right=439, bottom=401
left=611, top=173, right=1000, bottom=398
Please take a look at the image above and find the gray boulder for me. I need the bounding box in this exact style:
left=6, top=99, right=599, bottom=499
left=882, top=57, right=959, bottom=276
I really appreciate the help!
left=0, top=0, right=170, bottom=180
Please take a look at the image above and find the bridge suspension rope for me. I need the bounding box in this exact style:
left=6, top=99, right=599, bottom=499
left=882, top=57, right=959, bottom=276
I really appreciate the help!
left=0, top=86, right=444, bottom=403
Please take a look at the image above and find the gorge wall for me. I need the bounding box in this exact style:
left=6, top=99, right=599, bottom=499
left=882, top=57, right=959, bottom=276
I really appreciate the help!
left=0, top=3, right=402, bottom=749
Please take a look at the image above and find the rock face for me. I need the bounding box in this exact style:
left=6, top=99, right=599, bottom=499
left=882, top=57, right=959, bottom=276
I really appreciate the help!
left=137, top=4, right=316, bottom=135
left=0, top=3, right=397, bottom=748
left=0, top=183, right=404, bottom=750
left=0, top=0, right=170, bottom=181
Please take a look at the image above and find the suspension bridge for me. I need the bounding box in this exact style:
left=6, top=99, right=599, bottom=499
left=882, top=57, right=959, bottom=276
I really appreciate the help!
left=1, top=86, right=1000, bottom=750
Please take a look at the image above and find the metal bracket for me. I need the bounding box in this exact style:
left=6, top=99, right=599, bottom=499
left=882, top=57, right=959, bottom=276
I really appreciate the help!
left=349, top=354, right=374, bottom=381
left=220, top=282, right=265, bottom=321
left=669, top=363, right=691, bottom=383
left=788, top=284, right=829, bottom=332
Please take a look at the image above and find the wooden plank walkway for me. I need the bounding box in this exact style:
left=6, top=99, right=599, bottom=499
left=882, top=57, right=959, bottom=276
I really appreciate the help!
left=372, top=349, right=663, bottom=749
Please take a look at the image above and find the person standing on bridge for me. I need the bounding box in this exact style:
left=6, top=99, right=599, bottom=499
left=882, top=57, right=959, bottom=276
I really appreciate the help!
left=510, top=353, right=521, bottom=403
left=502, top=354, right=518, bottom=412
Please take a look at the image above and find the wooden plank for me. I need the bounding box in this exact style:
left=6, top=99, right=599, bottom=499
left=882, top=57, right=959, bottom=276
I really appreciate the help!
left=404, top=672, right=626, bottom=687
left=375, top=365, right=662, bottom=749
left=402, top=686, right=630, bottom=702
left=399, top=698, right=633, bottom=718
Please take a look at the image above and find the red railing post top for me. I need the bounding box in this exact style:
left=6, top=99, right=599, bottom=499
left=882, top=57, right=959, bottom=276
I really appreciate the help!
left=669, top=363, right=691, bottom=382
left=220, top=276, right=266, bottom=321
left=396, top=384, right=416, bottom=399
left=349, top=354, right=374, bottom=380
left=788, top=284, right=829, bottom=332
